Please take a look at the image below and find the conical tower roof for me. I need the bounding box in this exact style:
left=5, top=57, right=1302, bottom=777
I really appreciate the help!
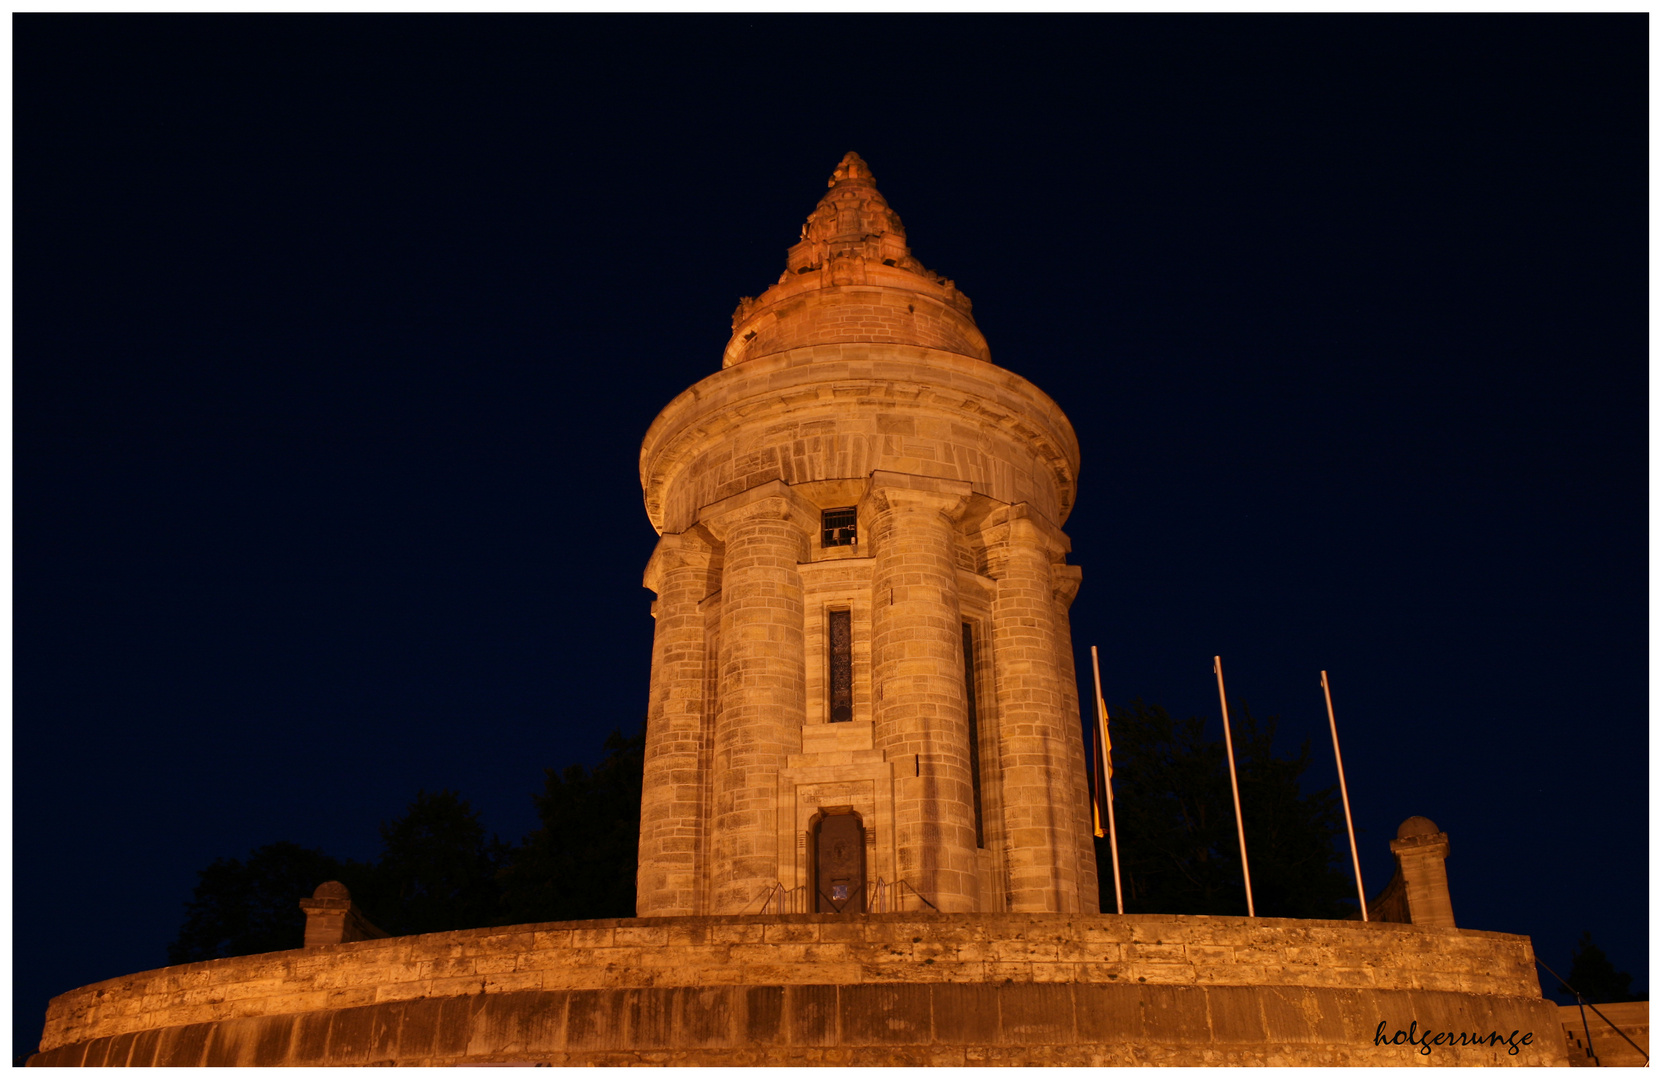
left=722, top=153, right=989, bottom=368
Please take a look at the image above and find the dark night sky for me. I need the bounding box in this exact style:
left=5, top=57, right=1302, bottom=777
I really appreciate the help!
left=14, top=15, right=1648, bottom=1055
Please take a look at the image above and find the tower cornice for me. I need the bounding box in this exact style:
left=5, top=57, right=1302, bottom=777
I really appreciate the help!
left=641, top=345, right=1081, bottom=537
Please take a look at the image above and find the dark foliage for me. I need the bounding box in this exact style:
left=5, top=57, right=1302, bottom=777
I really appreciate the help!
left=170, top=732, right=643, bottom=960
left=1557, top=932, right=1641, bottom=1004
left=175, top=701, right=1353, bottom=959
left=167, top=841, right=373, bottom=963
left=498, top=726, right=644, bottom=924
left=1093, top=700, right=1354, bottom=919
left=368, top=789, right=508, bottom=936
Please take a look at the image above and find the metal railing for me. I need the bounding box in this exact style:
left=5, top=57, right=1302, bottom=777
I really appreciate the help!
left=866, top=877, right=939, bottom=913
left=1537, top=957, right=1649, bottom=1066
left=751, top=878, right=942, bottom=915
left=755, top=883, right=810, bottom=914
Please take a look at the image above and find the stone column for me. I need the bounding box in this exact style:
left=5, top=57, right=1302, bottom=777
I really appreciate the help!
left=638, top=526, right=718, bottom=917
left=988, top=507, right=1080, bottom=912
left=863, top=471, right=979, bottom=913
left=1390, top=816, right=1455, bottom=929
left=701, top=484, right=811, bottom=915
left=1051, top=562, right=1101, bottom=913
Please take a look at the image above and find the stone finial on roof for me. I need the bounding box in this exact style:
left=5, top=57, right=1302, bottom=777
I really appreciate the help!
left=721, top=153, right=985, bottom=369
left=796, top=151, right=907, bottom=250
left=828, top=151, right=874, bottom=186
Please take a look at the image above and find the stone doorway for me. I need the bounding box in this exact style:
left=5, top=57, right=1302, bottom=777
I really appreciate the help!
left=813, top=811, right=865, bottom=913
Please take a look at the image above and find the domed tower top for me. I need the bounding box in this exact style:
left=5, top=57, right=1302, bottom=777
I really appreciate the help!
left=723, top=152, right=991, bottom=368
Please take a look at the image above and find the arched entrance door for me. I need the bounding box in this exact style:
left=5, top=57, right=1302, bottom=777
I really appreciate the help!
left=813, top=812, right=866, bottom=913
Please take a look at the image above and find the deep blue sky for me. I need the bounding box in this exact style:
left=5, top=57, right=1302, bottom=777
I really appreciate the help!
left=15, top=15, right=1647, bottom=1055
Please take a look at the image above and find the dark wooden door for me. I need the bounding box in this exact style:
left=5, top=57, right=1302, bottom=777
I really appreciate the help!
left=814, top=813, right=865, bottom=913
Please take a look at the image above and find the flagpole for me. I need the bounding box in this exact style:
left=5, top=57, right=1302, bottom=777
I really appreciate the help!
left=1213, top=655, right=1255, bottom=917
left=1090, top=646, right=1124, bottom=915
left=1321, top=670, right=1368, bottom=922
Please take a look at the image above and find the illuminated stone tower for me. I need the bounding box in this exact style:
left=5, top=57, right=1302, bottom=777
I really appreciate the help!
left=638, top=153, right=1096, bottom=917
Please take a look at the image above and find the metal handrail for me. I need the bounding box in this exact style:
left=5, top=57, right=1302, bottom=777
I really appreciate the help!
left=1537, top=957, right=1649, bottom=1064
left=754, top=878, right=941, bottom=915
left=753, top=882, right=809, bottom=915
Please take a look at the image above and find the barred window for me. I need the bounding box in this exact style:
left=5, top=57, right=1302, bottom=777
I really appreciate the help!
left=821, top=507, right=857, bottom=547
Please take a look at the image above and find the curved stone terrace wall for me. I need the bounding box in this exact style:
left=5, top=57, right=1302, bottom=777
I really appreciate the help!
left=31, top=911, right=1566, bottom=1066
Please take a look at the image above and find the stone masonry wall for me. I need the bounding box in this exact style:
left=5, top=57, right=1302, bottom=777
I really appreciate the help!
left=640, top=346, right=1080, bottom=538
left=33, top=912, right=1567, bottom=1066
left=728, top=286, right=991, bottom=368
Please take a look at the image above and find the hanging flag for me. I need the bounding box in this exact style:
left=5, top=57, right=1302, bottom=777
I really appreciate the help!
left=1089, top=645, right=1126, bottom=915
left=1091, top=720, right=1109, bottom=838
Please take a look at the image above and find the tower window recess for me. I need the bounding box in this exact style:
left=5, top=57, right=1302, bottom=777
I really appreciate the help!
left=962, top=623, right=985, bottom=849
left=829, top=610, right=853, bottom=723
left=821, top=507, right=857, bottom=547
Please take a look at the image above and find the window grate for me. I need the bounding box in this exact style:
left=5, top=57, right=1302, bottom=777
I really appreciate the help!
left=821, top=507, right=857, bottom=547
left=829, top=610, right=853, bottom=723
left=963, top=623, right=985, bottom=849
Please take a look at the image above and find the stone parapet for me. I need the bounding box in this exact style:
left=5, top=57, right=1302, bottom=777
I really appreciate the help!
left=34, top=911, right=1565, bottom=1066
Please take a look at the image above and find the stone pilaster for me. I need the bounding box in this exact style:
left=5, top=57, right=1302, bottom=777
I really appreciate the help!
left=863, top=471, right=979, bottom=913
left=700, top=483, right=812, bottom=914
left=988, top=507, right=1080, bottom=912
left=1051, top=562, right=1101, bottom=912
left=638, top=526, right=718, bottom=917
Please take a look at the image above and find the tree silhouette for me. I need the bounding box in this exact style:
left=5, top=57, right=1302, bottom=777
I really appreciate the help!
left=171, top=729, right=647, bottom=961
left=1559, top=931, right=1640, bottom=1003
left=1094, top=700, right=1353, bottom=919
left=498, top=726, right=644, bottom=924
left=173, top=700, right=1354, bottom=963
left=368, top=789, right=507, bottom=936
left=168, top=841, right=373, bottom=963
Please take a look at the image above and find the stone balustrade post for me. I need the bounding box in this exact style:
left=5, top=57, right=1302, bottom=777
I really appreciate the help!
left=637, top=526, right=719, bottom=917
left=988, top=507, right=1081, bottom=912
left=862, top=471, right=979, bottom=913
left=1390, top=816, right=1456, bottom=929
left=298, top=882, right=387, bottom=947
left=699, top=483, right=812, bottom=914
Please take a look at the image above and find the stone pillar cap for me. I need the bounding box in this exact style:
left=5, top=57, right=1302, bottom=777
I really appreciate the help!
left=1396, top=816, right=1441, bottom=840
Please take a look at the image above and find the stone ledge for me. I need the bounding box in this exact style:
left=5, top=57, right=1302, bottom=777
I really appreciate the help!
left=37, top=912, right=1549, bottom=1056
left=29, top=981, right=1567, bottom=1067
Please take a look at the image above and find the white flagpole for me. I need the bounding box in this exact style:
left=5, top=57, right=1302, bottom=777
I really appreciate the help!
left=1090, top=646, right=1124, bottom=915
left=1322, top=670, right=1368, bottom=922
left=1213, top=655, right=1255, bottom=917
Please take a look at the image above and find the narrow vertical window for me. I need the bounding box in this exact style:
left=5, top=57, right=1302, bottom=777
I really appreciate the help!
left=962, top=623, right=985, bottom=848
left=829, top=610, right=853, bottom=723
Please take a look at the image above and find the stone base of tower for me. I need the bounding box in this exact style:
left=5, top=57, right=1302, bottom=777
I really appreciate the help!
left=31, top=912, right=1565, bottom=1066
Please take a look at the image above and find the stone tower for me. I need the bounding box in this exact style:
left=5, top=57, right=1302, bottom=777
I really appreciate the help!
left=637, top=153, right=1096, bottom=918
